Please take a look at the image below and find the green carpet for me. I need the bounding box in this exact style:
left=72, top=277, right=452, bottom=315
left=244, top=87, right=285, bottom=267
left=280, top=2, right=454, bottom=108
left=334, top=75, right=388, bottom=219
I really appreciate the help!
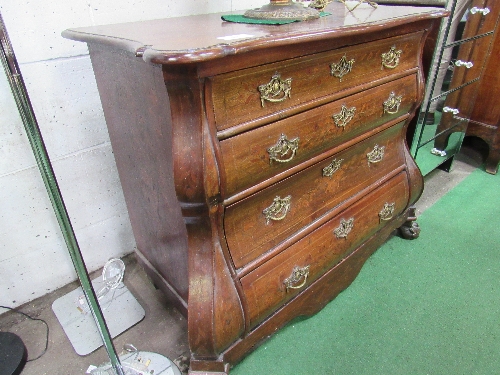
left=232, top=167, right=500, bottom=375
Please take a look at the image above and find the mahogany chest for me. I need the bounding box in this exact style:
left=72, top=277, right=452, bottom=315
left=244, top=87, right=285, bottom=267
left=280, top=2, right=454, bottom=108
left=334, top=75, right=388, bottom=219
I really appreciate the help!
left=63, top=4, right=446, bottom=373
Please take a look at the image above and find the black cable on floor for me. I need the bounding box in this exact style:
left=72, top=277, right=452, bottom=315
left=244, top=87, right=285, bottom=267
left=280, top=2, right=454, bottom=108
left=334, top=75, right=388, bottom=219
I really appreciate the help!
left=0, top=305, right=49, bottom=361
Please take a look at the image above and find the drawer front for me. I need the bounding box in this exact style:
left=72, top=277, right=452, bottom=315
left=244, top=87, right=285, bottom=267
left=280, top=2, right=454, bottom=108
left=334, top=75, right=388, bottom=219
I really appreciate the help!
left=210, top=32, right=423, bottom=131
left=462, top=0, right=499, bottom=37
left=220, top=74, right=417, bottom=197
left=447, top=35, right=492, bottom=91
left=225, top=122, right=406, bottom=269
left=436, top=80, right=480, bottom=142
left=441, top=80, right=480, bottom=122
left=240, top=171, right=410, bottom=330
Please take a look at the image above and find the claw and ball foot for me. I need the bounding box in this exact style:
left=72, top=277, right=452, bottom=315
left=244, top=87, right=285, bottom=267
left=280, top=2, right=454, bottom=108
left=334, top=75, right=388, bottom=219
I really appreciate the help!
left=399, top=206, right=420, bottom=240
left=399, top=220, right=420, bottom=239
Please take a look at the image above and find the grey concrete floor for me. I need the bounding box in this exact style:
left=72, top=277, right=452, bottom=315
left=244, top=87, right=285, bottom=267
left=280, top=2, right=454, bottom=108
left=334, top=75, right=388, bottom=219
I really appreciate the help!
left=0, top=143, right=487, bottom=375
left=0, top=255, right=190, bottom=375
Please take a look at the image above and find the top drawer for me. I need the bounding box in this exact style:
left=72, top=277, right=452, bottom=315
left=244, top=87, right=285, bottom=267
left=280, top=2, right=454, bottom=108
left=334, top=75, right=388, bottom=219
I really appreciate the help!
left=209, top=31, right=424, bottom=131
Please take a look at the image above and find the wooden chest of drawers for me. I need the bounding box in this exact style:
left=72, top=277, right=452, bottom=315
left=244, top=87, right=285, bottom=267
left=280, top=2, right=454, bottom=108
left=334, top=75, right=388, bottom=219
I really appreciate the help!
left=63, top=3, right=446, bottom=374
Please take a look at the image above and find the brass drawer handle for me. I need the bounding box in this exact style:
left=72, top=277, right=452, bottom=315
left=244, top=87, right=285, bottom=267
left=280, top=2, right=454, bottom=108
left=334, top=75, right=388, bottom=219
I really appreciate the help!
left=263, top=195, right=292, bottom=224
left=258, top=73, right=292, bottom=107
left=334, top=218, right=354, bottom=239
left=367, top=144, right=385, bottom=164
left=333, top=104, right=356, bottom=129
left=379, top=202, right=395, bottom=221
left=268, top=133, right=300, bottom=164
left=284, top=265, right=310, bottom=291
left=330, top=54, right=355, bottom=81
left=455, top=60, right=473, bottom=69
left=470, top=7, right=490, bottom=15
left=322, top=158, right=344, bottom=177
left=383, top=92, right=402, bottom=114
left=381, top=46, right=402, bottom=69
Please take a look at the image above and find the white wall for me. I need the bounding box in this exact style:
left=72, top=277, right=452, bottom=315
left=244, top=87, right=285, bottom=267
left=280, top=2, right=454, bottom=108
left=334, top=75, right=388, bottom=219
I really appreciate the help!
left=0, top=0, right=263, bottom=308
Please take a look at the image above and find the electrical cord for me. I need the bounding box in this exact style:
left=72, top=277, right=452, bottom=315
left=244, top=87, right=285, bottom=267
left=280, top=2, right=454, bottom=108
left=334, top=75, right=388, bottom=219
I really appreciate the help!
left=0, top=305, right=49, bottom=361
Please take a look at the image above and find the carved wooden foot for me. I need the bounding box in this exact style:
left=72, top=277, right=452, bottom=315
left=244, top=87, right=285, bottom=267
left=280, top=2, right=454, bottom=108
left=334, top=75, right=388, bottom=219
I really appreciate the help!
left=399, top=220, right=420, bottom=239
left=485, top=150, right=500, bottom=175
left=399, top=206, right=420, bottom=240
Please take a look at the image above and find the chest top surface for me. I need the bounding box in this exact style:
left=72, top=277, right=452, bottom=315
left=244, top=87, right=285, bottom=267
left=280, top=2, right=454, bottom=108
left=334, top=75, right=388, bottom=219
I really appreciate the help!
left=62, top=3, right=446, bottom=65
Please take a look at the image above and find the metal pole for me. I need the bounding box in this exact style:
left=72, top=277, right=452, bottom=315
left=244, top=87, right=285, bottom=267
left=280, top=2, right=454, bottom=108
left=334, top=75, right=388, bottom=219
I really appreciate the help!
left=0, top=13, right=124, bottom=375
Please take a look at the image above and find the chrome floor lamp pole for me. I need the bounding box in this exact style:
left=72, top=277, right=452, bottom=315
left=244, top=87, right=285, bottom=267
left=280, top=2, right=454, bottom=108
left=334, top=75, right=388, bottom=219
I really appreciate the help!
left=0, top=13, right=124, bottom=375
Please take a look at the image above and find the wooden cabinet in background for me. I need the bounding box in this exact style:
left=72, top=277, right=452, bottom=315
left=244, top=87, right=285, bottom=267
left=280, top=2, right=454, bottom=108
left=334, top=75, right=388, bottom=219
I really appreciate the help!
left=63, top=4, right=446, bottom=374
left=466, top=9, right=500, bottom=174
left=412, top=0, right=500, bottom=175
left=434, top=0, right=500, bottom=163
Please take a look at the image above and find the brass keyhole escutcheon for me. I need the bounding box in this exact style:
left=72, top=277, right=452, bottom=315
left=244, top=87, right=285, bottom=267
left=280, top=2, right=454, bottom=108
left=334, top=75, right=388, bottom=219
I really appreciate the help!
left=330, top=55, right=355, bottom=81
left=333, top=104, right=356, bottom=129
left=334, top=217, right=354, bottom=239
left=323, top=158, right=344, bottom=177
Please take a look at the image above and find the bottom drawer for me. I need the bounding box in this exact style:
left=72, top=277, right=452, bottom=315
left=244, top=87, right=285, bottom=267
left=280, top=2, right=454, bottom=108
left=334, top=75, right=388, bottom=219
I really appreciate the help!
left=240, top=171, right=410, bottom=330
